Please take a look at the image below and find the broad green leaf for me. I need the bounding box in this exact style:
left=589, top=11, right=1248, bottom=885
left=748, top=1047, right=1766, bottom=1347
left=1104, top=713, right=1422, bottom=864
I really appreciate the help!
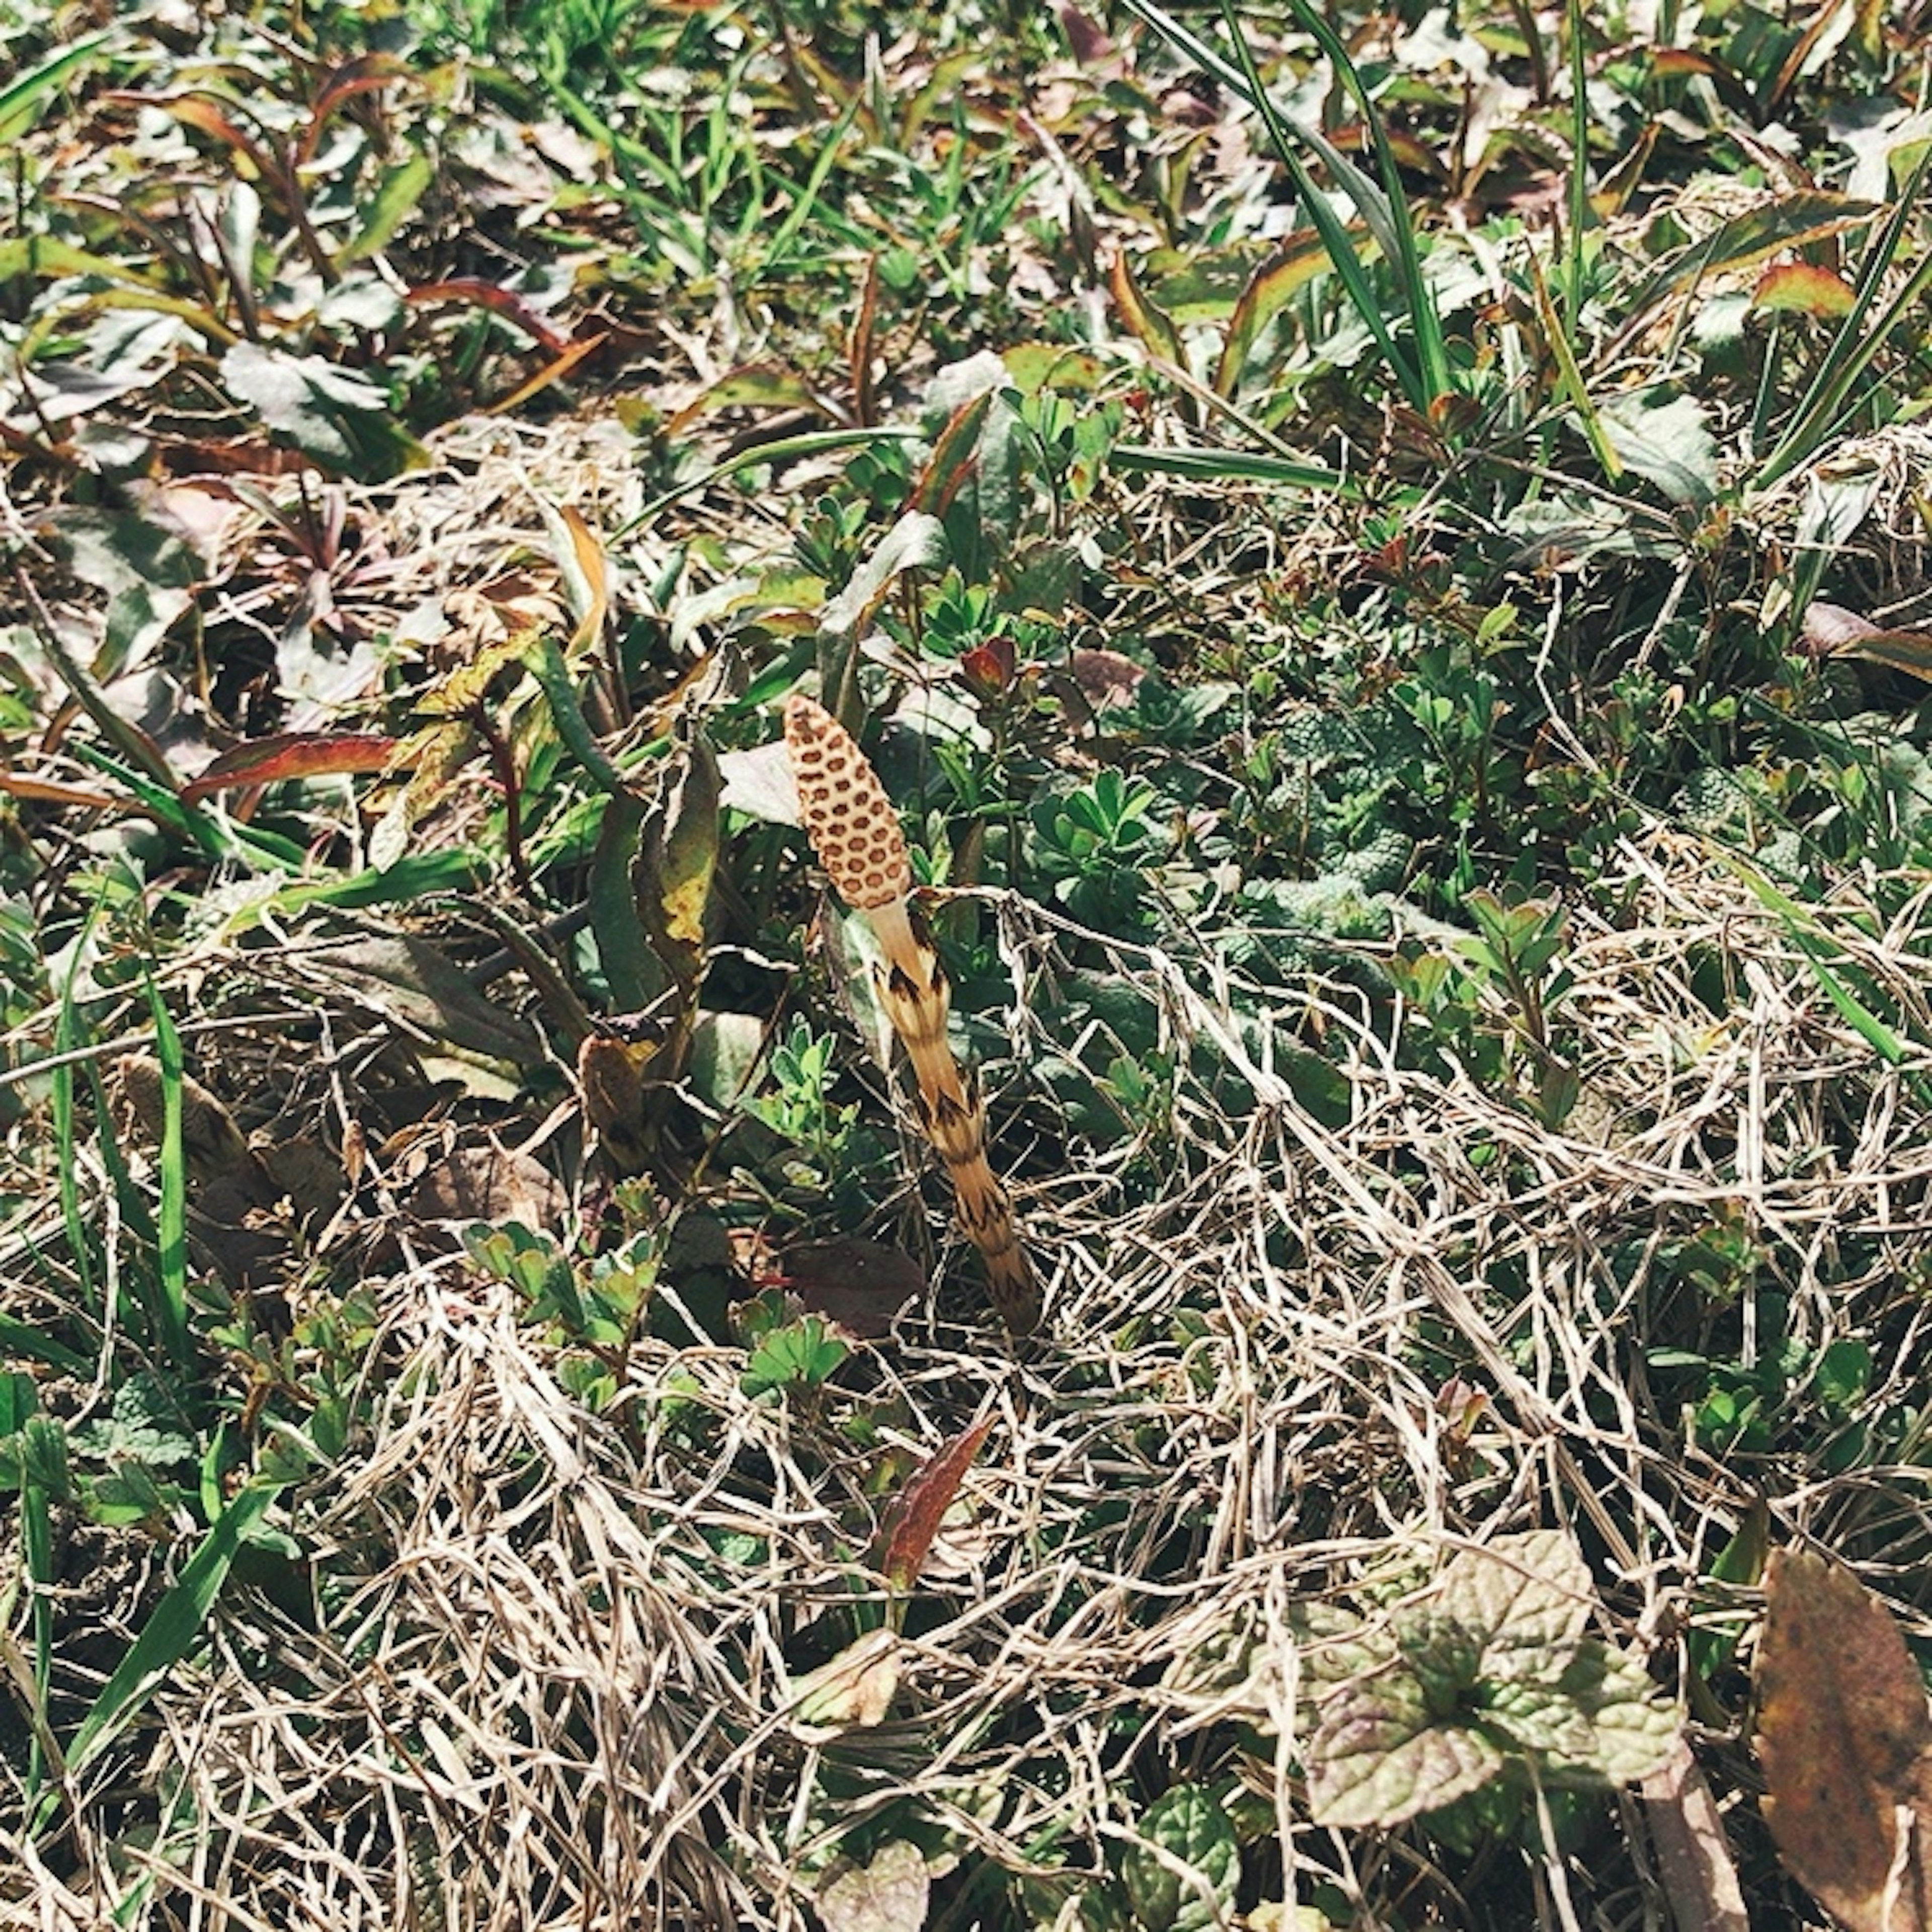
left=1120, top=1785, right=1241, bottom=1932
left=1752, top=261, right=1856, bottom=315
left=820, top=511, right=948, bottom=638
left=1110, top=250, right=1187, bottom=367
left=1308, top=1663, right=1505, bottom=1827
left=71, top=1374, right=196, bottom=1468
left=1435, top=1528, right=1594, bottom=1665
left=1484, top=1640, right=1677, bottom=1783
left=814, top=1838, right=929, bottom=1932
left=1215, top=234, right=1330, bottom=395
left=218, top=343, right=427, bottom=479
left=1600, top=390, right=1718, bottom=505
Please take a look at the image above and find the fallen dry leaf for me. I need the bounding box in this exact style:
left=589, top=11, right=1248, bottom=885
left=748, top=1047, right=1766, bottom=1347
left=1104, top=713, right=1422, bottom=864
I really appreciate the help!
left=1756, top=1546, right=1932, bottom=1932
left=772, top=1236, right=924, bottom=1338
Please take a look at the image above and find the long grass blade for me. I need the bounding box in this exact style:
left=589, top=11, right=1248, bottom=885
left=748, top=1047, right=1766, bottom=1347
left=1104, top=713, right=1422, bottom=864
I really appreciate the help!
left=1280, top=0, right=1454, bottom=404
left=144, top=981, right=192, bottom=1366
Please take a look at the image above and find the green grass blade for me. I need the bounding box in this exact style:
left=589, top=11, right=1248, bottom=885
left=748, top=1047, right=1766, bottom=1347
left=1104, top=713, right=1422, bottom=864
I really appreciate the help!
left=1564, top=0, right=1591, bottom=326
left=1116, top=0, right=1427, bottom=409
left=53, top=915, right=104, bottom=1319
left=1527, top=253, right=1620, bottom=479
left=610, top=427, right=922, bottom=541
left=1718, top=850, right=1908, bottom=1066
left=59, top=1481, right=282, bottom=1786
left=758, top=87, right=863, bottom=272
left=1110, top=443, right=1358, bottom=495
left=1754, top=150, right=1932, bottom=490
left=1279, top=0, right=1454, bottom=405
left=144, top=982, right=193, bottom=1366
left=0, top=31, right=115, bottom=145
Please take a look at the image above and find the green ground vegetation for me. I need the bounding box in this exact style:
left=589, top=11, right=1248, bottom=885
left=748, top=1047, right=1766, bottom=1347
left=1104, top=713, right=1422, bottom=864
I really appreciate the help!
left=2, top=0, right=1931, bottom=1922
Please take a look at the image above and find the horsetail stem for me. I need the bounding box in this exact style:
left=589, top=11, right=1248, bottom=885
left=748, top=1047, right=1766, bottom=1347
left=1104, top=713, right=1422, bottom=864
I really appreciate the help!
left=783, top=695, right=1040, bottom=1334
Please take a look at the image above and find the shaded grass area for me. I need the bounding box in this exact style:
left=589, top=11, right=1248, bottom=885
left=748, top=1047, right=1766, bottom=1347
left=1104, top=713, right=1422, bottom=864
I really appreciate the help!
left=2, top=0, right=1931, bottom=1922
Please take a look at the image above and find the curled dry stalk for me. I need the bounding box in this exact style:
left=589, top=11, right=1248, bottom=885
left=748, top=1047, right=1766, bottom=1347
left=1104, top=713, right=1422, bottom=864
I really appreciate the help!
left=783, top=695, right=1041, bottom=1334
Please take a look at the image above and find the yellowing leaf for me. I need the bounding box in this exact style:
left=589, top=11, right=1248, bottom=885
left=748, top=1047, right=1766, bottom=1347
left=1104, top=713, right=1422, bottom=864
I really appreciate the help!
left=1756, top=1547, right=1932, bottom=1932
left=788, top=1629, right=901, bottom=1740
left=1752, top=261, right=1857, bottom=316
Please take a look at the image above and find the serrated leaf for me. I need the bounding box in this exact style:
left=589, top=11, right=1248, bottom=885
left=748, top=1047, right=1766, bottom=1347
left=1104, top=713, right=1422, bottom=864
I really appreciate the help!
left=1436, top=1528, right=1594, bottom=1665
left=1484, top=1639, right=1677, bottom=1783
left=814, top=1837, right=929, bottom=1932
left=71, top=1373, right=197, bottom=1469
left=1120, top=1785, right=1241, bottom=1932
left=1308, top=1662, right=1506, bottom=1827
left=879, top=1417, right=991, bottom=1593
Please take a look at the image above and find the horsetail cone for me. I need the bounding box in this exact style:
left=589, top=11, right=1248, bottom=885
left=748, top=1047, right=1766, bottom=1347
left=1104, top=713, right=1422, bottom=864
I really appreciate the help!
left=783, top=693, right=1041, bottom=1335
left=783, top=695, right=913, bottom=912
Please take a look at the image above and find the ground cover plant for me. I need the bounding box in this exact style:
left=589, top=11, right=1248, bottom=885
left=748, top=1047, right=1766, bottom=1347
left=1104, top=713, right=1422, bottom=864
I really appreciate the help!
left=1, top=0, right=1930, bottom=1922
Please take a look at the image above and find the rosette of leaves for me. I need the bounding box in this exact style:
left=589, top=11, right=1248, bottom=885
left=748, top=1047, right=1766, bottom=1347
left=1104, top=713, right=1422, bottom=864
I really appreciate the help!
left=1306, top=1530, right=1677, bottom=1829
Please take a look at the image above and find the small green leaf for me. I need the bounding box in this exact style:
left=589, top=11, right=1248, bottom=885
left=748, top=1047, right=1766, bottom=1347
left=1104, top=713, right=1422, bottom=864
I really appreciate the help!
left=1599, top=389, right=1719, bottom=506
left=219, top=342, right=427, bottom=479
left=1485, top=1640, right=1677, bottom=1784
left=1120, top=1785, right=1241, bottom=1932
left=741, top=1316, right=850, bottom=1397
left=71, top=1373, right=197, bottom=1469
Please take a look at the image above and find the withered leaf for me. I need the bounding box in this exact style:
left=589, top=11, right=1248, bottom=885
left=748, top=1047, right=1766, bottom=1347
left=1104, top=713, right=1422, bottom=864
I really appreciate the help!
left=774, top=1236, right=923, bottom=1338
left=878, top=1417, right=992, bottom=1594
left=1756, top=1546, right=1932, bottom=1932
left=633, top=732, right=720, bottom=992
left=577, top=1027, right=663, bottom=1176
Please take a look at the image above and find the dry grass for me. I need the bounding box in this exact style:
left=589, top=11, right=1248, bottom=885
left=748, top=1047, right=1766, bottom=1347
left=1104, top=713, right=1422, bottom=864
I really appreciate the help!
left=11, top=827, right=1930, bottom=1928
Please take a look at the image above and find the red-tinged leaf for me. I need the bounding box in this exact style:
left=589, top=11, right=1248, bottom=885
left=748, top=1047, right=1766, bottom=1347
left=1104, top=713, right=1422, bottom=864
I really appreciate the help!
left=1215, top=232, right=1329, bottom=396
left=1804, top=603, right=1932, bottom=680
left=180, top=733, right=399, bottom=803
left=300, top=54, right=409, bottom=163
left=879, top=1418, right=992, bottom=1594
left=0, top=771, right=125, bottom=812
left=960, top=635, right=1018, bottom=696
left=909, top=390, right=994, bottom=518
left=405, top=280, right=574, bottom=355
left=1109, top=250, right=1185, bottom=369
left=1752, top=261, right=1856, bottom=316
left=486, top=333, right=607, bottom=415
left=154, top=95, right=276, bottom=178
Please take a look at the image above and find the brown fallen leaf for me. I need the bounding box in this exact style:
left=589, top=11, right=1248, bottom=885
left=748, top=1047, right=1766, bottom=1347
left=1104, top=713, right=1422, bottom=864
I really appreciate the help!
left=407, top=1139, right=568, bottom=1231
left=1756, top=1546, right=1932, bottom=1932
left=771, top=1236, right=925, bottom=1338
